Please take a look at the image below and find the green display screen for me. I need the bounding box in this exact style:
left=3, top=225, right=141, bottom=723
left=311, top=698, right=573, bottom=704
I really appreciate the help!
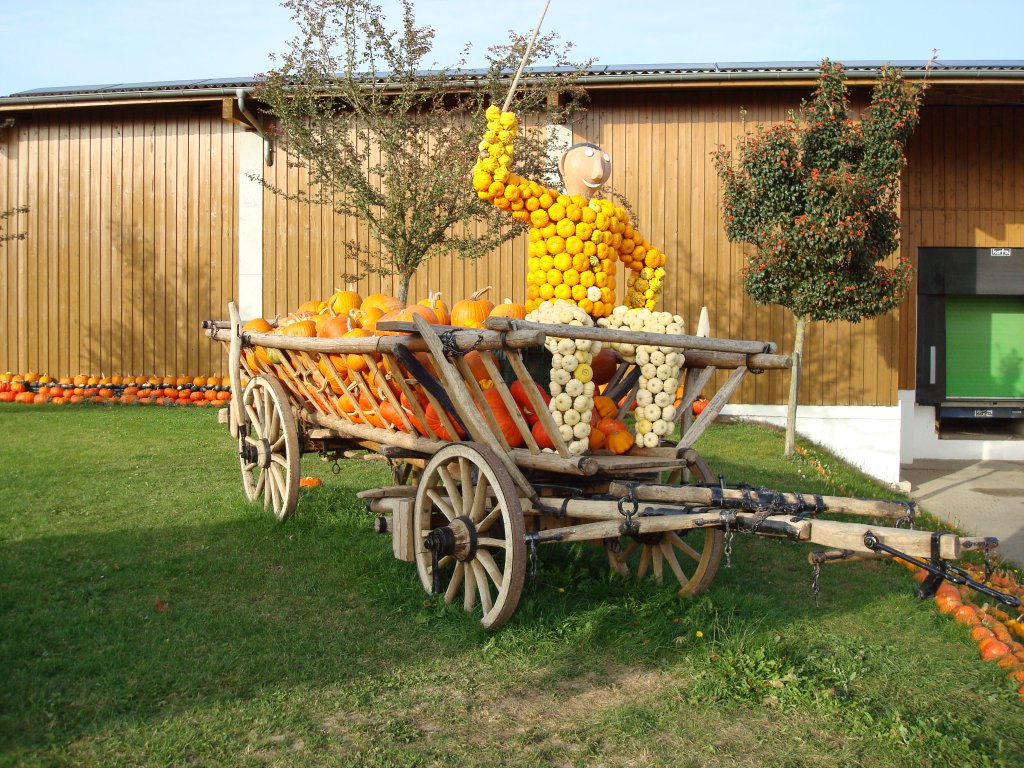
left=945, top=296, right=1024, bottom=399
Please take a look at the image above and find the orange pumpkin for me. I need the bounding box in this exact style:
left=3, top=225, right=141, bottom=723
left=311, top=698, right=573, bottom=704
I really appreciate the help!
left=480, top=389, right=524, bottom=448
left=531, top=420, right=555, bottom=450
left=419, top=291, right=450, bottom=325
left=509, top=380, right=550, bottom=426
left=280, top=319, right=317, bottom=338
left=424, top=401, right=466, bottom=441
left=318, top=356, right=348, bottom=393
left=450, top=287, right=494, bottom=328
left=460, top=351, right=490, bottom=383
left=606, top=429, right=635, bottom=455
left=357, top=307, right=385, bottom=334
left=344, top=329, right=371, bottom=372
left=376, top=304, right=438, bottom=335
left=358, top=392, right=384, bottom=428
left=318, top=315, right=352, bottom=339
left=592, top=395, right=617, bottom=420
left=361, top=293, right=403, bottom=316
left=588, top=427, right=607, bottom=451
left=597, top=417, right=627, bottom=435
left=379, top=400, right=409, bottom=431
left=489, top=297, right=526, bottom=321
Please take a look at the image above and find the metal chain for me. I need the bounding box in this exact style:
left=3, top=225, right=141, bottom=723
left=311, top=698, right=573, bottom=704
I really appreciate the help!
left=983, top=548, right=994, bottom=583
left=529, top=538, right=539, bottom=577
left=723, top=522, right=733, bottom=568
left=812, top=562, right=821, bottom=608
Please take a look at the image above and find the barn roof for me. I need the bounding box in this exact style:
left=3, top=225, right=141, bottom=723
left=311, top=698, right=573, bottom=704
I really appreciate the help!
left=2, top=61, right=1022, bottom=108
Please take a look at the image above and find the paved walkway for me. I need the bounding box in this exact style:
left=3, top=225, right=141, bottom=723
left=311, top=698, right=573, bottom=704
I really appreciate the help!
left=900, top=460, right=1024, bottom=568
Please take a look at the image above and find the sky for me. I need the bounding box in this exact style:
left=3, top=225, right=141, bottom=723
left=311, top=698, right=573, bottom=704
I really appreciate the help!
left=0, top=0, right=1021, bottom=96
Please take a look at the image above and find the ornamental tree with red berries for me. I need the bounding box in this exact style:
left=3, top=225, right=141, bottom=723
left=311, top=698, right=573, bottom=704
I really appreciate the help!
left=712, top=59, right=923, bottom=455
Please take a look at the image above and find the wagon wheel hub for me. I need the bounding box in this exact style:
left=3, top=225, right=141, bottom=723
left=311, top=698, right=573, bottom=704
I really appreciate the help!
left=239, top=437, right=273, bottom=469
left=255, top=438, right=273, bottom=469
left=424, top=515, right=478, bottom=563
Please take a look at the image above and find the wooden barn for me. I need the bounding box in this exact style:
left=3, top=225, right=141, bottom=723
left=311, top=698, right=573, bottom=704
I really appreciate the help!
left=1, top=61, right=1022, bottom=482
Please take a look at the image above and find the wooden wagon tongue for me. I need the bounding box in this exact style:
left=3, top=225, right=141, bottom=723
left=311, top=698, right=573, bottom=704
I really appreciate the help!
left=600, top=480, right=1020, bottom=609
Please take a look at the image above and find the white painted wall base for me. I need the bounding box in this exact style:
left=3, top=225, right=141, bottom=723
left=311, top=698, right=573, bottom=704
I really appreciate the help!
left=720, top=403, right=903, bottom=486
left=898, top=389, right=1024, bottom=464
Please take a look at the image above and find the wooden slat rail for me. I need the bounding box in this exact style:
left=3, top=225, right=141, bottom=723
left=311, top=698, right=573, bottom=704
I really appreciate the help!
left=484, top=316, right=780, bottom=356
left=206, top=324, right=546, bottom=356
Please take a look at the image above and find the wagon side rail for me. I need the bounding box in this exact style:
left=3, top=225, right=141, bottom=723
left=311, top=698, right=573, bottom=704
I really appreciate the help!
left=484, top=316, right=792, bottom=452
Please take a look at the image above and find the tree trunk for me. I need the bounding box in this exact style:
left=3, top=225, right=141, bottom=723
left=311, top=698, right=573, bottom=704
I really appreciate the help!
left=784, top=314, right=809, bottom=457
left=398, top=271, right=412, bottom=305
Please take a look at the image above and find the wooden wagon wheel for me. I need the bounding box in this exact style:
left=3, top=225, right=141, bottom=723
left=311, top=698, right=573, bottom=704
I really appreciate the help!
left=414, top=443, right=527, bottom=630
left=237, top=374, right=300, bottom=522
left=611, top=453, right=724, bottom=597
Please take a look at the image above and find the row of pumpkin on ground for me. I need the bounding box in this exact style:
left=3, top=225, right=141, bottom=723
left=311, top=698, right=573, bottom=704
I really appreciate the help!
left=0, top=371, right=233, bottom=405
left=241, top=288, right=707, bottom=455
left=907, top=559, right=1024, bottom=701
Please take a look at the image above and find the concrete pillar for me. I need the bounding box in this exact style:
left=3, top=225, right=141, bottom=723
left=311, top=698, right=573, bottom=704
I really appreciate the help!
left=237, top=130, right=264, bottom=320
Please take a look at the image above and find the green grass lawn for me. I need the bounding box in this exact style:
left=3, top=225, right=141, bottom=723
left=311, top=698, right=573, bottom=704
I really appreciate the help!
left=1, top=405, right=1021, bottom=767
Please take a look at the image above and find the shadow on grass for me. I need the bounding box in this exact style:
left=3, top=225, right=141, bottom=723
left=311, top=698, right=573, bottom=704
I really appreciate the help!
left=1, top=476, right=926, bottom=757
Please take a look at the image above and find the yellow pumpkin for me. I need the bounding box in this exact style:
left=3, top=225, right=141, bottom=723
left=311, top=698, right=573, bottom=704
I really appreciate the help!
left=328, top=289, right=362, bottom=316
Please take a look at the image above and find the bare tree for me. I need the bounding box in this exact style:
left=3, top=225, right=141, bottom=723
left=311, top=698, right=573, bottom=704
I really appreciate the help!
left=254, top=0, right=589, bottom=302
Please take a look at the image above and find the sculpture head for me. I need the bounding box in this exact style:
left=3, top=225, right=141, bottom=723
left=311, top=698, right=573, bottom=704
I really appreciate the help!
left=558, top=142, right=611, bottom=198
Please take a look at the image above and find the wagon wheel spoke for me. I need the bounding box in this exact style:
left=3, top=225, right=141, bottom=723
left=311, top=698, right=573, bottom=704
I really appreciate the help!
left=444, top=562, right=465, bottom=605
left=436, top=464, right=464, bottom=517
left=470, top=475, right=488, bottom=522
left=413, top=443, right=526, bottom=630
left=476, top=549, right=504, bottom=589
left=651, top=544, right=664, bottom=584
left=668, top=531, right=702, bottom=563
left=616, top=540, right=640, bottom=565
left=459, top=458, right=474, bottom=514
left=244, top=403, right=262, bottom=435
left=476, top=506, right=502, bottom=535
left=426, top=488, right=456, bottom=522
left=463, top=560, right=477, bottom=612
left=476, top=537, right=507, bottom=550
left=636, top=546, right=651, bottom=580
left=660, top=540, right=690, bottom=590
left=473, top=561, right=493, bottom=615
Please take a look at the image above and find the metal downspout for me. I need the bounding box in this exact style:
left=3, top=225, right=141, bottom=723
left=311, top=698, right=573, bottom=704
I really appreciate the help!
left=236, top=88, right=274, bottom=166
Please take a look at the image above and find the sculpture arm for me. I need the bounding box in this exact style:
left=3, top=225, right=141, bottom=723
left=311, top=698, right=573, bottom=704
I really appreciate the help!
left=471, top=106, right=532, bottom=221
left=616, top=220, right=668, bottom=310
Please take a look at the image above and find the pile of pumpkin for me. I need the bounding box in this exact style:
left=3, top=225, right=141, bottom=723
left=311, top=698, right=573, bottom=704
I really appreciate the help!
left=241, top=287, right=643, bottom=454
left=0, top=371, right=232, bottom=406
left=900, top=558, right=1024, bottom=700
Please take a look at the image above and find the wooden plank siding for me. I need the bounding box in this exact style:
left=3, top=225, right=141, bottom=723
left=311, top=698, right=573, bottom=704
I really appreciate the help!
left=0, top=106, right=237, bottom=378
left=3, top=87, right=1019, bottom=397
left=898, top=104, right=1024, bottom=389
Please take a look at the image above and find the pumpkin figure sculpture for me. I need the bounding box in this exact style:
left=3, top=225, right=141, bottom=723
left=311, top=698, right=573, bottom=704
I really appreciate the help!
left=472, top=105, right=668, bottom=318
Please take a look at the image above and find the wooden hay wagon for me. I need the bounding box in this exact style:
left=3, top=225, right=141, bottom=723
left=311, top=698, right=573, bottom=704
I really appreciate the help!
left=204, top=303, right=1019, bottom=629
